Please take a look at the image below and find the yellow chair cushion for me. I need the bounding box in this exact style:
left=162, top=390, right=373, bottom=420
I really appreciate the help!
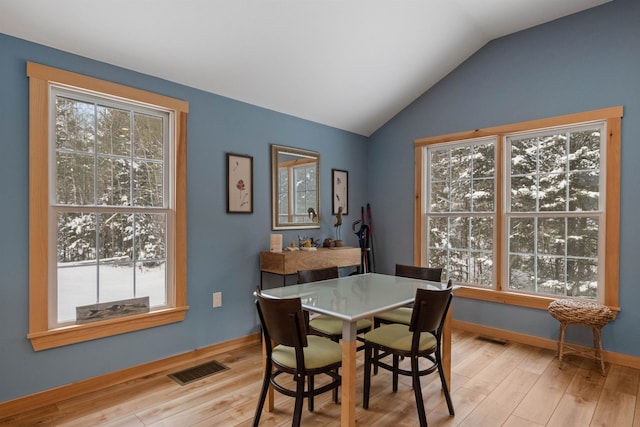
left=272, top=335, right=342, bottom=369
left=374, top=307, right=412, bottom=325
left=364, top=323, right=436, bottom=352
left=309, top=316, right=372, bottom=336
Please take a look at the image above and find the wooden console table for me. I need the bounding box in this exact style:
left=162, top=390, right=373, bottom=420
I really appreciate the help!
left=259, top=247, right=361, bottom=288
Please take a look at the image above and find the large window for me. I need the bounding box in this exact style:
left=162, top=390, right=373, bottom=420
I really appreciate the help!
left=415, top=108, right=622, bottom=309
left=28, top=63, right=189, bottom=350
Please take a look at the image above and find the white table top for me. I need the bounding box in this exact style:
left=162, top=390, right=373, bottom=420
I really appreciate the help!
left=260, top=272, right=448, bottom=322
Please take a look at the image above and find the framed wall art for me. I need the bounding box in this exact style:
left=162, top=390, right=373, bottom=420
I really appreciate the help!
left=227, top=153, right=253, bottom=213
left=332, top=168, right=348, bottom=215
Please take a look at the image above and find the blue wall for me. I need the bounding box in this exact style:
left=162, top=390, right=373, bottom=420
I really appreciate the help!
left=2, top=0, right=640, bottom=404
left=368, top=0, right=640, bottom=356
left=0, top=34, right=368, bottom=402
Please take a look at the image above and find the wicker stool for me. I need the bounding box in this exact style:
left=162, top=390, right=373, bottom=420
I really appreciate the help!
left=548, top=299, right=615, bottom=375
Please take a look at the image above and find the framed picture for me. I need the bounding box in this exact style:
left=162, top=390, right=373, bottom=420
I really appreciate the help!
left=227, top=153, right=253, bottom=213
left=332, top=168, right=348, bottom=215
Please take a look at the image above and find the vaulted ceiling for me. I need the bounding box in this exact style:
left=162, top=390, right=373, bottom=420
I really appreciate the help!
left=0, top=0, right=613, bottom=136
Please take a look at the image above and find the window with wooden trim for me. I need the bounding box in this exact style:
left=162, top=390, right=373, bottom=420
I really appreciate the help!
left=28, top=63, right=189, bottom=350
left=415, top=107, right=622, bottom=310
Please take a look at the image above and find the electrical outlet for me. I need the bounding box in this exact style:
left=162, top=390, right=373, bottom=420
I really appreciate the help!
left=213, top=292, right=222, bottom=308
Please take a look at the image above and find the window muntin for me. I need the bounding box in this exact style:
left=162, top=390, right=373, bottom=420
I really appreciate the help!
left=425, top=139, right=496, bottom=287
left=505, top=124, right=604, bottom=299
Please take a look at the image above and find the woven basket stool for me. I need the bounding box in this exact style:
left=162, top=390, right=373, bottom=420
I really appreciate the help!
left=548, top=299, right=615, bottom=375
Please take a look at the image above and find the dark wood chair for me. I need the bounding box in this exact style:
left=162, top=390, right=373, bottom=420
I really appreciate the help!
left=362, top=286, right=455, bottom=427
left=297, top=266, right=372, bottom=343
left=253, top=292, right=342, bottom=427
left=373, top=264, right=443, bottom=328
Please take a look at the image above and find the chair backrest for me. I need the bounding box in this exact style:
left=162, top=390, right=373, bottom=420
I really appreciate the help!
left=297, top=266, right=340, bottom=284
left=255, top=293, right=308, bottom=349
left=395, top=264, right=442, bottom=282
left=409, top=287, right=452, bottom=335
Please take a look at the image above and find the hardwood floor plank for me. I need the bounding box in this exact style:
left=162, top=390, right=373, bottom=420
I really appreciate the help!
left=2, top=330, right=640, bottom=427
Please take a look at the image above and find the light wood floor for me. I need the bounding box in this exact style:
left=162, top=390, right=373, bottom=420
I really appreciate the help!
left=2, top=329, right=640, bottom=426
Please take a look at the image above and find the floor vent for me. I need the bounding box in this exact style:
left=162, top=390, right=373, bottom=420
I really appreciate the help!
left=476, top=336, right=508, bottom=346
left=169, top=360, right=229, bottom=385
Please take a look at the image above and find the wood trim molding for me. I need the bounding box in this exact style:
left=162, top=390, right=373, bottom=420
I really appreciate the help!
left=0, top=333, right=260, bottom=419
left=453, top=320, right=640, bottom=369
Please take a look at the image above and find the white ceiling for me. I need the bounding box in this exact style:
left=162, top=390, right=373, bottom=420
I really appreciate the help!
left=0, top=0, right=612, bottom=136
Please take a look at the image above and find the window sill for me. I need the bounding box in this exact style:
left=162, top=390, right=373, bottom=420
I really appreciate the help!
left=454, top=286, right=620, bottom=313
left=28, top=306, right=189, bottom=351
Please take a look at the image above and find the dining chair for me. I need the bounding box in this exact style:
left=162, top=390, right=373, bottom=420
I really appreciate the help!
left=297, top=266, right=372, bottom=343
left=253, top=291, right=342, bottom=427
left=362, top=287, right=455, bottom=427
left=373, top=264, right=443, bottom=328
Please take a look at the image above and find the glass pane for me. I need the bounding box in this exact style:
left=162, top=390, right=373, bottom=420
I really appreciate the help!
left=449, top=250, right=469, bottom=283
left=472, top=143, right=494, bottom=178
left=57, top=153, right=95, bottom=205
left=97, top=106, right=131, bottom=156
left=509, top=218, right=534, bottom=254
left=537, top=217, right=565, bottom=256
left=538, top=133, right=567, bottom=174
left=510, top=175, right=537, bottom=212
left=430, top=149, right=449, bottom=181
left=134, top=113, right=163, bottom=160
left=472, top=178, right=494, bottom=212
left=57, top=264, right=97, bottom=323
left=449, top=217, right=469, bottom=250
left=567, top=258, right=598, bottom=298
left=568, top=171, right=599, bottom=211
left=470, top=252, right=492, bottom=287
left=430, top=181, right=449, bottom=212
left=56, top=97, right=95, bottom=152
left=510, top=137, right=537, bottom=175
left=98, top=262, right=134, bottom=302
left=137, top=261, right=167, bottom=306
left=508, top=254, right=534, bottom=291
left=133, top=161, right=164, bottom=207
left=450, top=179, right=471, bottom=211
left=471, top=216, right=493, bottom=251
left=428, top=216, right=448, bottom=249
left=569, top=129, right=600, bottom=171
left=135, top=213, right=167, bottom=261
left=451, top=146, right=471, bottom=180
left=428, top=249, right=448, bottom=278
left=98, top=213, right=132, bottom=261
left=57, top=212, right=97, bottom=262
left=567, top=217, right=599, bottom=258
left=97, top=157, right=131, bottom=206
left=537, top=256, right=566, bottom=295
left=538, top=173, right=566, bottom=211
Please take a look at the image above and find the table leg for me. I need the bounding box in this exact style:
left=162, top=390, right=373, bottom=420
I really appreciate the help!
left=341, top=320, right=358, bottom=427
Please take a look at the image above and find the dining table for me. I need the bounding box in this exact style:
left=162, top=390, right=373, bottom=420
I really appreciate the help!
left=260, top=272, right=455, bottom=427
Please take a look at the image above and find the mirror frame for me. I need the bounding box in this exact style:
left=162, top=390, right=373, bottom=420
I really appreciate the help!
left=271, top=144, right=321, bottom=230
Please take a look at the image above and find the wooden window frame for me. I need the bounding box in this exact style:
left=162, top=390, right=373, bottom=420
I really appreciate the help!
left=414, top=107, right=622, bottom=311
left=28, top=62, right=189, bottom=350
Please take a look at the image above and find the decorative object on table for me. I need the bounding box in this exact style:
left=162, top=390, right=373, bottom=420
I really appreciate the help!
left=548, top=298, right=616, bottom=375
left=226, top=153, right=253, bottom=213
left=307, top=207, right=318, bottom=223
left=269, top=234, right=283, bottom=252
left=323, top=237, right=335, bottom=248
left=332, top=168, right=348, bottom=215
left=334, top=206, right=344, bottom=247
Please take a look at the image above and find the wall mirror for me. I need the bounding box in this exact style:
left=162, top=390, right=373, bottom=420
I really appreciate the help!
left=271, top=144, right=320, bottom=230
